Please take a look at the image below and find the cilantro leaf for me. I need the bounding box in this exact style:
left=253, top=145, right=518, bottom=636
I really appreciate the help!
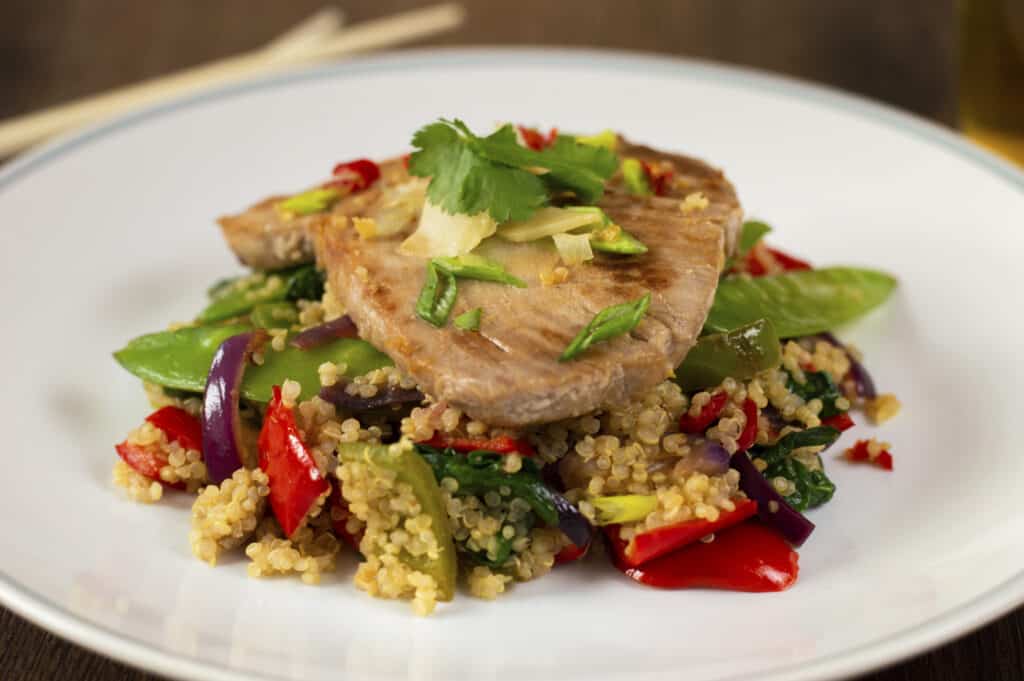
left=408, top=119, right=619, bottom=222
left=408, top=121, right=548, bottom=222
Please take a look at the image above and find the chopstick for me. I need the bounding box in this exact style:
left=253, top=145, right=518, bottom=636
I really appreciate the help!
left=263, top=6, right=346, bottom=59
left=0, top=3, right=465, bottom=158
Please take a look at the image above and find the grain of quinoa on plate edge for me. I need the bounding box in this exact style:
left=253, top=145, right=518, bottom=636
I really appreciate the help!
left=110, top=119, right=900, bottom=613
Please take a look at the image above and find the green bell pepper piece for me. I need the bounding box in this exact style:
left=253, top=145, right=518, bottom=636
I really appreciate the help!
left=113, top=324, right=392, bottom=402
left=705, top=267, right=897, bottom=338
left=337, top=441, right=457, bottom=601
left=676, top=319, right=782, bottom=392
left=250, top=302, right=299, bottom=330
left=565, top=206, right=648, bottom=255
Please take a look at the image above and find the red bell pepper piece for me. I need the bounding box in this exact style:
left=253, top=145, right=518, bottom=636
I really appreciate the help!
left=259, top=386, right=331, bottom=538
left=678, top=391, right=729, bottom=434
left=422, top=433, right=536, bottom=457
left=821, top=412, right=855, bottom=432
left=611, top=497, right=758, bottom=567
left=329, top=480, right=362, bottom=551
left=114, top=442, right=185, bottom=489
left=844, top=439, right=894, bottom=471
left=114, top=406, right=203, bottom=487
left=736, top=399, right=759, bottom=452
left=145, top=406, right=203, bottom=451
left=612, top=521, right=799, bottom=592
left=327, top=158, right=380, bottom=192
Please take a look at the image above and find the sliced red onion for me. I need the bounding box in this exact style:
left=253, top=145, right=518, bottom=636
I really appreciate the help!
left=319, top=382, right=424, bottom=411
left=203, top=331, right=263, bottom=484
left=290, top=315, right=358, bottom=350
left=552, top=492, right=593, bottom=549
left=730, top=451, right=815, bottom=547
left=818, top=331, right=877, bottom=400
left=692, top=441, right=731, bottom=476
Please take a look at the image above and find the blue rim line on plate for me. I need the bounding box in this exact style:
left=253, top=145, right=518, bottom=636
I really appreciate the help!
left=1, top=47, right=1023, bottom=681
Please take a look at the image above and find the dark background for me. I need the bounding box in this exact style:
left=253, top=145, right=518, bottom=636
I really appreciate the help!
left=1, top=2, right=1020, bottom=680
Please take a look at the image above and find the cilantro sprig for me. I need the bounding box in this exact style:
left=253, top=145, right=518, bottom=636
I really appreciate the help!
left=408, top=119, right=618, bottom=223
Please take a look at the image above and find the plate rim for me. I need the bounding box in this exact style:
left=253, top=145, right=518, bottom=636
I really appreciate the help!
left=2, top=46, right=1022, bottom=681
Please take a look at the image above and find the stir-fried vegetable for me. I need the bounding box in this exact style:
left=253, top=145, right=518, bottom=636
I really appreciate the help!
left=705, top=267, right=897, bottom=338
left=400, top=200, right=499, bottom=258
left=497, top=206, right=602, bottom=242
left=752, top=427, right=840, bottom=512
left=590, top=494, right=658, bottom=525
left=319, top=382, right=424, bottom=411
left=416, top=445, right=592, bottom=548
left=729, top=449, right=815, bottom=547
left=675, top=319, right=781, bottom=392
left=787, top=370, right=843, bottom=419
left=432, top=254, right=526, bottom=287
left=114, top=324, right=392, bottom=402
left=202, top=332, right=261, bottom=483
left=453, top=307, right=482, bottom=331
left=114, top=405, right=203, bottom=486
left=552, top=232, right=594, bottom=266
left=289, top=315, right=358, bottom=350
left=612, top=522, right=799, bottom=591
left=620, top=158, right=652, bottom=196
left=337, top=441, right=457, bottom=600
left=609, top=498, right=758, bottom=568
left=737, top=220, right=772, bottom=256
left=415, top=262, right=458, bottom=327
left=575, top=129, right=618, bottom=150
left=197, top=265, right=324, bottom=324
left=250, top=302, right=299, bottom=330
left=560, top=292, right=651, bottom=361
left=275, top=187, right=341, bottom=216
left=421, top=433, right=536, bottom=457
left=259, top=385, right=331, bottom=537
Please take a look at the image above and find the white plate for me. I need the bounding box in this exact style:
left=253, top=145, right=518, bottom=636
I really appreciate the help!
left=1, top=48, right=1022, bottom=681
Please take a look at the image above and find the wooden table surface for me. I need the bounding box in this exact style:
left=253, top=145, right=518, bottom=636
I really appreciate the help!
left=1, top=1, right=1021, bottom=680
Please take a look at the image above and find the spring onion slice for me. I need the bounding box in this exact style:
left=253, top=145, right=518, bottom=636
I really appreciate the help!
left=432, top=254, right=526, bottom=287
left=415, top=262, right=458, bottom=327
left=454, top=308, right=482, bottom=331
left=559, top=292, right=651, bottom=361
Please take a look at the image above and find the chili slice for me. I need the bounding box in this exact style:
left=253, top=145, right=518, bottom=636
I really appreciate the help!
left=679, top=391, right=729, bottom=434
left=736, top=399, right=759, bottom=452
left=821, top=412, right=855, bottom=432
left=422, top=433, right=536, bottom=457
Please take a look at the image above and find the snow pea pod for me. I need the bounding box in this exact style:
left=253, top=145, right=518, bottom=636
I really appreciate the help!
left=705, top=267, right=897, bottom=338
left=250, top=302, right=299, bottom=330
left=197, top=265, right=324, bottom=324
left=336, top=441, right=457, bottom=601
left=114, top=324, right=392, bottom=402
left=676, top=319, right=781, bottom=392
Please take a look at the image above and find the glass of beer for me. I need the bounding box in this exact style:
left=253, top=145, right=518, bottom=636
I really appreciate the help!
left=960, top=0, right=1024, bottom=165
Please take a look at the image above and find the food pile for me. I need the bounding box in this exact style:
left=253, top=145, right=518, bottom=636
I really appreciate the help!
left=112, top=121, right=899, bottom=614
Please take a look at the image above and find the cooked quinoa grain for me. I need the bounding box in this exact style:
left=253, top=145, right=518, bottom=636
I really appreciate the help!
left=112, top=460, right=163, bottom=503
left=190, top=468, right=270, bottom=566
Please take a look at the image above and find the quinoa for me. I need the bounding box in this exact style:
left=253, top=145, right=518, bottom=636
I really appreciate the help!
left=337, top=444, right=443, bottom=616
left=143, top=382, right=202, bottom=417
left=122, top=420, right=208, bottom=491
left=245, top=517, right=340, bottom=585
left=466, top=565, right=512, bottom=599
left=866, top=393, right=901, bottom=424
left=112, top=460, right=163, bottom=503
left=190, top=468, right=270, bottom=566
left=344, top=365, right=418, bottom=400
